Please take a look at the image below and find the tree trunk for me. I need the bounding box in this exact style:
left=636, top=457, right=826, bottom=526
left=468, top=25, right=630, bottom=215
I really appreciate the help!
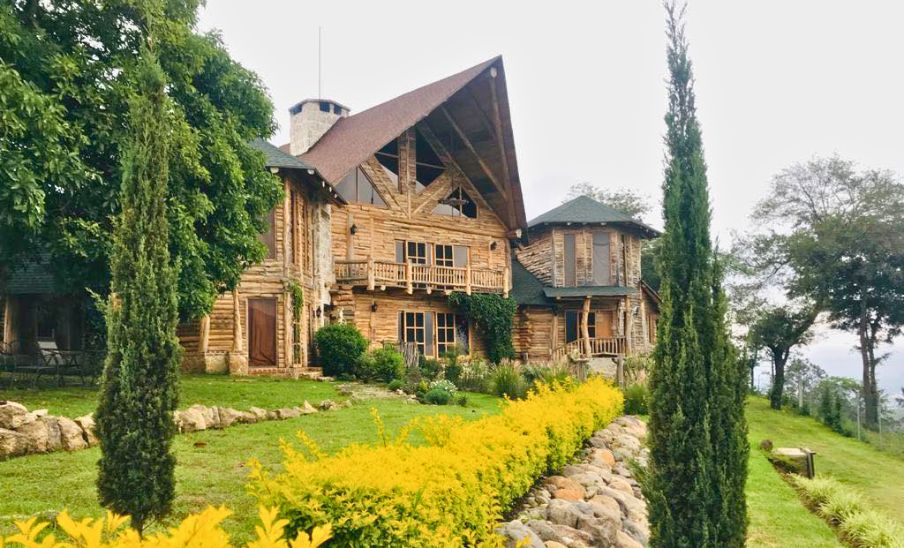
left=857, top=290, right=877, bottom=428
left=865, top=332, right=879, bottom=428
left=769, top=349, right=787, bottom=410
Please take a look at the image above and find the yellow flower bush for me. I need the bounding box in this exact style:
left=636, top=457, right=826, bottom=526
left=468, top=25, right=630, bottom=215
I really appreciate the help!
left=249, top=378, right=623, bottom=547
left=0, top=506, right=331, bottom=548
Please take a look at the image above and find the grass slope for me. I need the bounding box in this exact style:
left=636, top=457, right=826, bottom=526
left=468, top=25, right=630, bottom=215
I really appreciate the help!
left=1, top=374, right=344, bottom=418
left=746, top=397, right=904, bottom=524
left=0, top=381, right=500, bottom=542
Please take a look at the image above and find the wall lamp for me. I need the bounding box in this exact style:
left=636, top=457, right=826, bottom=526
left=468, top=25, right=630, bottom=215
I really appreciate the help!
left=315, top=308, right=322, bottom=318
left=490, top=241, right=498, bottom=251
left=371, top=302, right=378, bottom=312
left=350, top=224, right=358, bottom=235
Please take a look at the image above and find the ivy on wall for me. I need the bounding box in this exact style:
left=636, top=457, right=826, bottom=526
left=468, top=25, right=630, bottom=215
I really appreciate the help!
left=448, top=293, right=517, bottom=364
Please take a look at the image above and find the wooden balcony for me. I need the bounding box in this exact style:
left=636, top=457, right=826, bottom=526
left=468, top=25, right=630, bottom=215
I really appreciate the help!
left=551, top=337, right=627, bottom=363
left=334, top=258, right=510, bottom=296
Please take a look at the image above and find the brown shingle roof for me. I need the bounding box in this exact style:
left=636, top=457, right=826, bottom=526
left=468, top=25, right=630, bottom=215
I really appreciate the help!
left=300, top=56, right=499, bottom=185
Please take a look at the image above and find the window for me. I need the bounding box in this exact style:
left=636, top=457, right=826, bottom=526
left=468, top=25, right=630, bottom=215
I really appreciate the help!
left=405, top=241, right=428, bottom=264
left=432, top=187, right=477, bottom=218
left=565, top=311, right=596, bottom=343
left=376, top=139, right=399, bottom=185
left=319, top=101, right=331, bottom=112
left=259, top=208, right=276, bottom=259
left=592, top=232, right=610, bottom=285
left=563, top=233, right=576, bottom=286
left=292, top=302, right=303, bottom=365
left=332, top=104, right=342, bottom=114
left=436, top=313, right=457, bottom=356
left=434, top=244, right=453, bottom=267
left=336, top=167, right=386, bottom=206
left=414, top=130, right=444, bottom=191
left=399, top=311, right=433, bottom=356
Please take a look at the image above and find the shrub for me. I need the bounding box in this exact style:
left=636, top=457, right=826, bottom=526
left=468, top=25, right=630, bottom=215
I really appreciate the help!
left=442, top=349, right=464, bottom=384
left=429, top=379, right=457, bottom=395
left=387, top=379, right=404, bottom=392
left=423, top=387, right=452, bottom=405
left=522, top=363, right=573, bottom=388
left=250, top=378, right=623, bottom=546
left=457, top=360, right=492, bottom=393
left=314, top=323, right=368, bottom=377
left=418, top=356, right=443, bottom=381
left=357, top=346, right=405, bottom=382
left=623, top=384, right=649, bottom=415
left=0, top=505, right=331, bottom=547
left=490, top=363, right=528, bottom=399
left=455, top=394, right=469, bottom=407
left=790, top=475, right=904, bottom=547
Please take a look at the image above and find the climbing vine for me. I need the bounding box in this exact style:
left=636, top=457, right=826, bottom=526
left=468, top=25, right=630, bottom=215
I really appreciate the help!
left=287, top=280, right=304, bottom=314
left=448, top=293, right=517, bottom=364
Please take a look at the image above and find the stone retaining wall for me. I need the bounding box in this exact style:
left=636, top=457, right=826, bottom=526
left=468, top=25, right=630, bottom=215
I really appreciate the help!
left=0, top=398, right=347, bottom=460
left=498, top=416, right=649, bottom=548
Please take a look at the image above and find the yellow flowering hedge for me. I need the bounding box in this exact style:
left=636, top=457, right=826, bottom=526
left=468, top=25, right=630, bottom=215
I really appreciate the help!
left=0, top=506, right=331, bottom=547
left=249, top=378, right=623, bottom=546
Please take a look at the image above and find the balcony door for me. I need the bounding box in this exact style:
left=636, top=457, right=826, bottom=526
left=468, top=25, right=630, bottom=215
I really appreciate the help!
left=248, top=298, right=277, bottom=367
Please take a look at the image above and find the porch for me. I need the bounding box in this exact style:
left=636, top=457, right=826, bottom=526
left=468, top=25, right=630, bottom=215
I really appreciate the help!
left=334, top=258, right=510, bottom=296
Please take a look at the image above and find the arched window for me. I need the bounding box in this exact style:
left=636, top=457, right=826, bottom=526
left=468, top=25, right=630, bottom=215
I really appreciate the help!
left=433, top=187, right=477, bottom=218
left=336, top=167, right=386, bottom=206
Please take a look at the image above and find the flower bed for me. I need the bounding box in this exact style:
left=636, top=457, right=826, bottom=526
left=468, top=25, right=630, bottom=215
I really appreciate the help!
left=250, top=378, right=623, bottom=546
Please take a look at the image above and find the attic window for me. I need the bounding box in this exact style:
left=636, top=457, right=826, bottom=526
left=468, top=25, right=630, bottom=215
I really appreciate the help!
left=414, top=130, right=444, bottom=192
left=332, top=104, right=342, bottom=114
left=319, top=101, right=331, bottom=113
left=375, top=139, right=399, bottom=184
left=433, top=187, right=477, bottom=218
left=336, top=167, right=386, bottom=207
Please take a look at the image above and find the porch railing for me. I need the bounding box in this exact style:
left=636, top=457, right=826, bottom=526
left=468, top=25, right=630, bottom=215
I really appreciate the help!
left=334, top=258, right=509, bottom=296
left=551, top=337, right=626, bottom=363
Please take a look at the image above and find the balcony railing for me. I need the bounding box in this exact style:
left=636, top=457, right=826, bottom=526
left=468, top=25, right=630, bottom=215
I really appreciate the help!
left=551, top=337, right=627, bottom=363
left=334, top=258, right=509, bottom=296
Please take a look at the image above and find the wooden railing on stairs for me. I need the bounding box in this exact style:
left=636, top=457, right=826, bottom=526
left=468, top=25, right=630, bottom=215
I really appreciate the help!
left=551, top=337, right=627, bottom=363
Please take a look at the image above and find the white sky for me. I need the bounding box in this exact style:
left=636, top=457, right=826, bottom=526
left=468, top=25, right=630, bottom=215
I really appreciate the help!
left=198, top=0, right=904, bottom=395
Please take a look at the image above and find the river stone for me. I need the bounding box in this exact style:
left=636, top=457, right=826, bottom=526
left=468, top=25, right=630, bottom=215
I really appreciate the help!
left=248, top=407, right=268, bottom=420
left=589, top=494, right=622, bottom=518
left=176, top=407, right=207, bottom=433
left=58, top=417, right=87, bottom=451
left=41, top=417, right=62, bottom=452
left=0, top=401, right=28, bottom=429
left=276, top=407, right=300, bottom=419
left=545, top=476, right=585, bottom=498
left=528, top=520, right=593, bottom=546
left=544, top=542, right=567, bottom=548
left=616, top=530, right=644, bottom=548
left=623, top=519, right=650, bottom=545
left=74, top=415, right=98, bottom=446
left=608, top=476, right=635, bottom=495
left=553, top=488, right=585, bottom=502
left=546, top=499, right=587, bottom=529
left=0, top=428, right=28, bottom=458
left=216, top=407, right=243, bottom=428
left=497, top=520, right=544, bottom=548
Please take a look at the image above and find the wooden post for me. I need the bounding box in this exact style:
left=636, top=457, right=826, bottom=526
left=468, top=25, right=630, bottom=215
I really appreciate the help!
left=550, top=310, right=558, bottom=360
left=232, top=289, right=243, bottom=352
left=503, top=265, right=511, bottom=298
left=199, top=314, right=210, bottom=354
left=367, top=255, right=375, bottom=291
left=405, top=260, right=413, bottom=295
left=465, top=263, right=472, bottom=295
left=2, top=297, right=11, bottom=344
left=616, top=356, right=625, bottom=388
left=581, top=297, right=592, bottom=357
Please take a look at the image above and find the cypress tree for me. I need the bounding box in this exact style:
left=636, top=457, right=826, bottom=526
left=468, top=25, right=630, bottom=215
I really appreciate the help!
left=95, top=44, right=181, bottom=532
left=643, top=3, right=748, bottom=546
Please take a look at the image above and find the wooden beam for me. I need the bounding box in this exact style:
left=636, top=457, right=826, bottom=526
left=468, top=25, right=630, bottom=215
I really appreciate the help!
left=199, top=314, right=210, bottom=354
left=439, top=106, right=509, bottom=201
left=232, top=289, right=243, bottom=352
left=489, top=72, right=518, bottom=229
left=581, top=297, right=592, bottom=357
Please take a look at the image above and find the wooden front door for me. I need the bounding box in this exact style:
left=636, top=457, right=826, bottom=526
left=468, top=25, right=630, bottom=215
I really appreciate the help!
left=248, top=298, right=277, bottom=367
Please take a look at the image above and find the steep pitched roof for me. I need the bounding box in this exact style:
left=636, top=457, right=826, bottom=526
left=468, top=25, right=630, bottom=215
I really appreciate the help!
left=511, top=259, right=549, bottom=306
left=528, top=195, right=660, bottom=237
left=300, top=57, right=498, bottom=184
left=5, top=252, right=56, bottom=295
left=250, top=138, right=313, bottom=171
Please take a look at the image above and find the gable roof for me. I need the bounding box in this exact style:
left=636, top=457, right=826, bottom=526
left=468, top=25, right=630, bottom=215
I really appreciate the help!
left=511, top=259, right=549, bottom=306
left=250, top=138, right=313, bottom=171
left=298, top=56, right=526, bottom=232
left=5, top=252, right=57, bottom=295
left=527, top=195, right=660, bottom=238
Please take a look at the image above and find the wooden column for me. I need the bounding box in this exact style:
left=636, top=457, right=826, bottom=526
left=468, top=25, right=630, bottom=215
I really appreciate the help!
left=346, top=212, right=355, bottom=260
left=367, top=255, right=375, bottom=291
left=2, top=297, right=11, bottom=344
left=581, top=297, right=592, bottom=357
left=405, top=260, right=413, bottom=295
left=232, top=289, right=243, bottom=352
left=503, top=265, right=511, bottom=298
left=550, top=310, right=558, bottom=359
left=465, top=263, right=472, bottom=295
left=199, top=314, right=210, bottom=354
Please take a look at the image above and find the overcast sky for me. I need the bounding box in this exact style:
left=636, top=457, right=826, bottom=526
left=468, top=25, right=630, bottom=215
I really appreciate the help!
left=198, top=0, right=904, bottom=395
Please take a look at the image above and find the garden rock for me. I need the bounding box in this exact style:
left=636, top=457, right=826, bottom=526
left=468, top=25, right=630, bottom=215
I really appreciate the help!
left=74, top=415, right=98, bottom=446
left=616, top=530, right=644, bottom=548
left=318, top=399, right=339, bottom=411
left=0, top=428, right=28, bottom=459
left=301, top=401, right=318, bottom=414
left=0, top=401, right=28, bottom=429
left=497, top=520, right=544, bottom=548
left=175, top=407, right=207, bottom=433
left=249, top=407, right=268, bottom=420
left=216, top=407, right=243, bottom=428
left=57, top=417, right=87, bottom=451
left=275, top=407, right=300, bottom=419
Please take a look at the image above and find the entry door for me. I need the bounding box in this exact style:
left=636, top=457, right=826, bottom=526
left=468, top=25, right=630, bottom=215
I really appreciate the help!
left=248, top=298, right=277, bottom=367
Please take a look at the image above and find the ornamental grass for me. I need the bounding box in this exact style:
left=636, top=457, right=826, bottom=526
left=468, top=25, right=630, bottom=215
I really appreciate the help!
left=249, top=378, right=623, bottom=547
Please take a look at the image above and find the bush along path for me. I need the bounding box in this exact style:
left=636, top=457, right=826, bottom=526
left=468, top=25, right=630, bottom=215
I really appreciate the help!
left=0, top=398, right=348, bottom=460
left=499, top=416, right=649, bottom=548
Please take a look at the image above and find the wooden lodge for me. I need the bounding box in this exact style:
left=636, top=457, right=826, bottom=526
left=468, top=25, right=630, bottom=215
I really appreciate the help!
left=511, top=196, right=661, bottom=365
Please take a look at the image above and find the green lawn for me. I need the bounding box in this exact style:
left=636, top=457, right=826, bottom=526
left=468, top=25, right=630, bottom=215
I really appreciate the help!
left=746, top=397, right=904, bottom=525
left=0, top=377, right=501, bottom=542
left=1, top=374, right=343, bottom=418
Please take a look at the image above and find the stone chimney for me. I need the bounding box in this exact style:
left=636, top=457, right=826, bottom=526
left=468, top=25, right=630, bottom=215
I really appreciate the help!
left=288, top=99, right=349, bottom=155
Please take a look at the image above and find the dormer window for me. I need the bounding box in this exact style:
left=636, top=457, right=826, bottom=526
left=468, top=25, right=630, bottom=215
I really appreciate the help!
left=433, top=187, right=477, bottom=218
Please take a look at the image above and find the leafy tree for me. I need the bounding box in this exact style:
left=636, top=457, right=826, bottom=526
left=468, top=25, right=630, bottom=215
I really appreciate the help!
left=0, top=0, right=280, bottom=320
left=95, top=44, right=181, bottom=532
left=784, top=356, right=826, bottom=414
left=643, top=4, right=748, bottom=546
left=564, top=182, right=653, bottom=220
left=747, top=304, right=818, bottom=409
left=750, top=156, right=904, bottom=427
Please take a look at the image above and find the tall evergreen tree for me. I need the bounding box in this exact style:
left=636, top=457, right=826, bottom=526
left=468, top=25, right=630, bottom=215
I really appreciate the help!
left=643, top=4, right=748, bottom=546
left=95, top=40, right=181, bottom=532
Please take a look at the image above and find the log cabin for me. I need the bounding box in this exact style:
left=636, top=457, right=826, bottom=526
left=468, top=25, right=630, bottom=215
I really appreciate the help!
left=283, top=56, right=528, bottom=361
left=511, top=195, right=661, bottom=366
left=178, top=139, right=342, bottom=375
